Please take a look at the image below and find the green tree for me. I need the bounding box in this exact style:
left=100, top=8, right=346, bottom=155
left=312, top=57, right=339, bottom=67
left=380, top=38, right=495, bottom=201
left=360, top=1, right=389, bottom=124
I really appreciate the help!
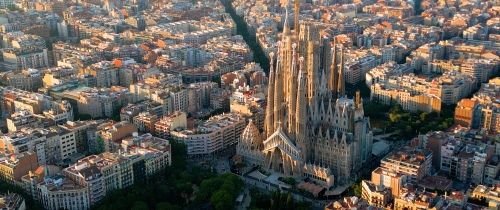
left=285, top=193, right=293, bottom=209
left=156, top=202, right=181, bottom=210
left=90, top=136, right=106, bottom=155
left=91, top=140, right=244, bottom=210
left=419, top=112, right=428, bottom=122
left=196, top=177, right=224, bottom=203
left=131, top=201, right=148, bottom=210
left=349, top=181, right=362, bottom=197
left=389, top=111, right=401, bottom=123
left=111, top=106, right=122, bottom=121
left=210, top=190, right=234, bottom=210
left=174, top=179, right=193, bottom=202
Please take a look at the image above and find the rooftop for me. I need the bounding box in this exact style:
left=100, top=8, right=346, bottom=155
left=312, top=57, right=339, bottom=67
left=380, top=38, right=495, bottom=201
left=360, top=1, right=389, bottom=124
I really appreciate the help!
left=0, top=193, right=24, bottom=210
left=382, top=147, right=432, bottom=166
left=39, top=175, right=86, bottom=192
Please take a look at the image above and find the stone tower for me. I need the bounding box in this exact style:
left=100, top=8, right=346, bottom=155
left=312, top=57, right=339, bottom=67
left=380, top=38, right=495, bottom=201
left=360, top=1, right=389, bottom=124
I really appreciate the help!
left=237, top=11, right=372, bottom=185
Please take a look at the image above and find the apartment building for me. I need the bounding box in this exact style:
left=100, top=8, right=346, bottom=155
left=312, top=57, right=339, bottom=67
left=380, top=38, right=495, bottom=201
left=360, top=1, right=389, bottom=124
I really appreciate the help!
left=0, top=69, right=43, bottom=91
left=429, top=59, right=497, bottom=85
left=2, top=48, right=49, bottom=71
left=187, top=82, right=217, bottom=113
left=120, top=100, right=164, bottom=123
left=37, top=175, right=90, bottom=210
left=128, top=76, right=185, bottom=114
left=146, top=20, right=233, bottom=44
left=42, top=66, right=78, bottom=88
left=46, top=127, right=78, bottom=163
left=370, top=167, right=407, bottom=197
left=0, top=0, right=13, bottom=8
left=169, top=87, right=188, bottom=112
left=6, top=111, right=41, bottom=133
left=459, top=59, right=497, bottom=83
left=59, top=120, right=100, bottom=154
left=154, top=111, right=187, bottom=139
left=0, top=86, right=54, bottom=115
left=95, top=121, right=137, bottom=153
left=361, top=180, right=392, bottom=208
left=21, top=165, right=62, bottom=201
left=119, top=133, right=172, bottom=176
left=394, top=190, right=444, bottom=210
left=0, top=129, right=47, bottom=164
left=132, top=112, right=157, bottom=133
left=63, top=136, right=171, bottom=206
left=0, top=192, right=26, bottom=210
left=454, top=99, right=481, bottom=128
left=171, top=113, right=245, bottom=156
left=230, top=100, right=265, bottom=131
left=344, top=51, right=380, bottom=85
left=427, top=71, right=476, bottom=105
left=0, top=152, right=38, bottom=183
left=1, top=126, right=78, bottom=165
left=62, top=86, right=131, bottom=119
left=454, top=78, right=499, bottom=134
left=324, top=196, right=369, bottom=210
left=441, top=140, right=492, bottom=184
left=221, top=62, right=266, bottom=90
left=365, top=62, right=413, bottom=87
left=42, top=100, right=74, bottom=126
left=471, top=185, right=500, bottom=209
left=371, top=83, right=442, bottom=113
left=380, top=147, right=432, bottom=183
left=2, top=34, right=49, bottom=71
left=79, top=61, right=119, bottom=88
left=62, top=153, right=130, bottom=205
left=370, top=70, right=474, bottom=113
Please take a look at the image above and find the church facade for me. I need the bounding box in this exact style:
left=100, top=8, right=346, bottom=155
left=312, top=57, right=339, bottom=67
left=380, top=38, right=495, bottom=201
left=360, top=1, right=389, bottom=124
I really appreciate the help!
left=237, top=5, right=373, bottom=188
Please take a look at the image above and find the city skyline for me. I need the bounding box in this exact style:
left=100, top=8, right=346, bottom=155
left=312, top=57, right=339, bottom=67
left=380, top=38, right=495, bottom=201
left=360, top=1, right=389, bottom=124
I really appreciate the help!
left=0, top=0, right=498, bottom=209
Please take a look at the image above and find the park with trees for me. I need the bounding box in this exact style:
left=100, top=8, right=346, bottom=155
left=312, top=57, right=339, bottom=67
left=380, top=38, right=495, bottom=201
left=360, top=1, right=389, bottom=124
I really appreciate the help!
left=91, top=140, right=244, bottom=210
left=363, top=101, right=455, bottom=139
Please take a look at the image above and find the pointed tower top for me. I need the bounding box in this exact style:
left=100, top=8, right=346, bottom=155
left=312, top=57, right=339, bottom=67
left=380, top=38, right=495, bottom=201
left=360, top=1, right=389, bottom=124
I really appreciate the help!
left=269, top=52, right=275, bottom=68
left=275, top=42, right=282, bottom=62
left=283, top=7, right=290, bottom=35
left=242, top=119, right=262, bottom=146
left=298, top=56, right=304, bottom=74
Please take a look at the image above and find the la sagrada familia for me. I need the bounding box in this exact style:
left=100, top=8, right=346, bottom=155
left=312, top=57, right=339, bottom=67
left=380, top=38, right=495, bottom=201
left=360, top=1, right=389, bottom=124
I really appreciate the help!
left=237, top=1, right=373, bottom=187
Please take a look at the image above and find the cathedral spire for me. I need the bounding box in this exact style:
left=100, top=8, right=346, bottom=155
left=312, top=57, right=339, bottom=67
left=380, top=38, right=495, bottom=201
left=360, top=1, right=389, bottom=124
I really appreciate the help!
left=295, top=57, right=307, bottom=157
left=337, top=47, right=345, bottom=97
left=288, top=43, right=298, bottom=137
left=237, top=22, right=373, bottom=185
left=294, top=0, right=300, bottom=37
left=306, top=40, right=316, bottom=105
left=328, top=37, right=337, bottom=94
left=274, top=44, right=284, bottom=131
left=241, top=119, right=262, bottom=150
left=265, top=52, right=276, bottom=137
left=283, top=7, right=291, bottom=36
